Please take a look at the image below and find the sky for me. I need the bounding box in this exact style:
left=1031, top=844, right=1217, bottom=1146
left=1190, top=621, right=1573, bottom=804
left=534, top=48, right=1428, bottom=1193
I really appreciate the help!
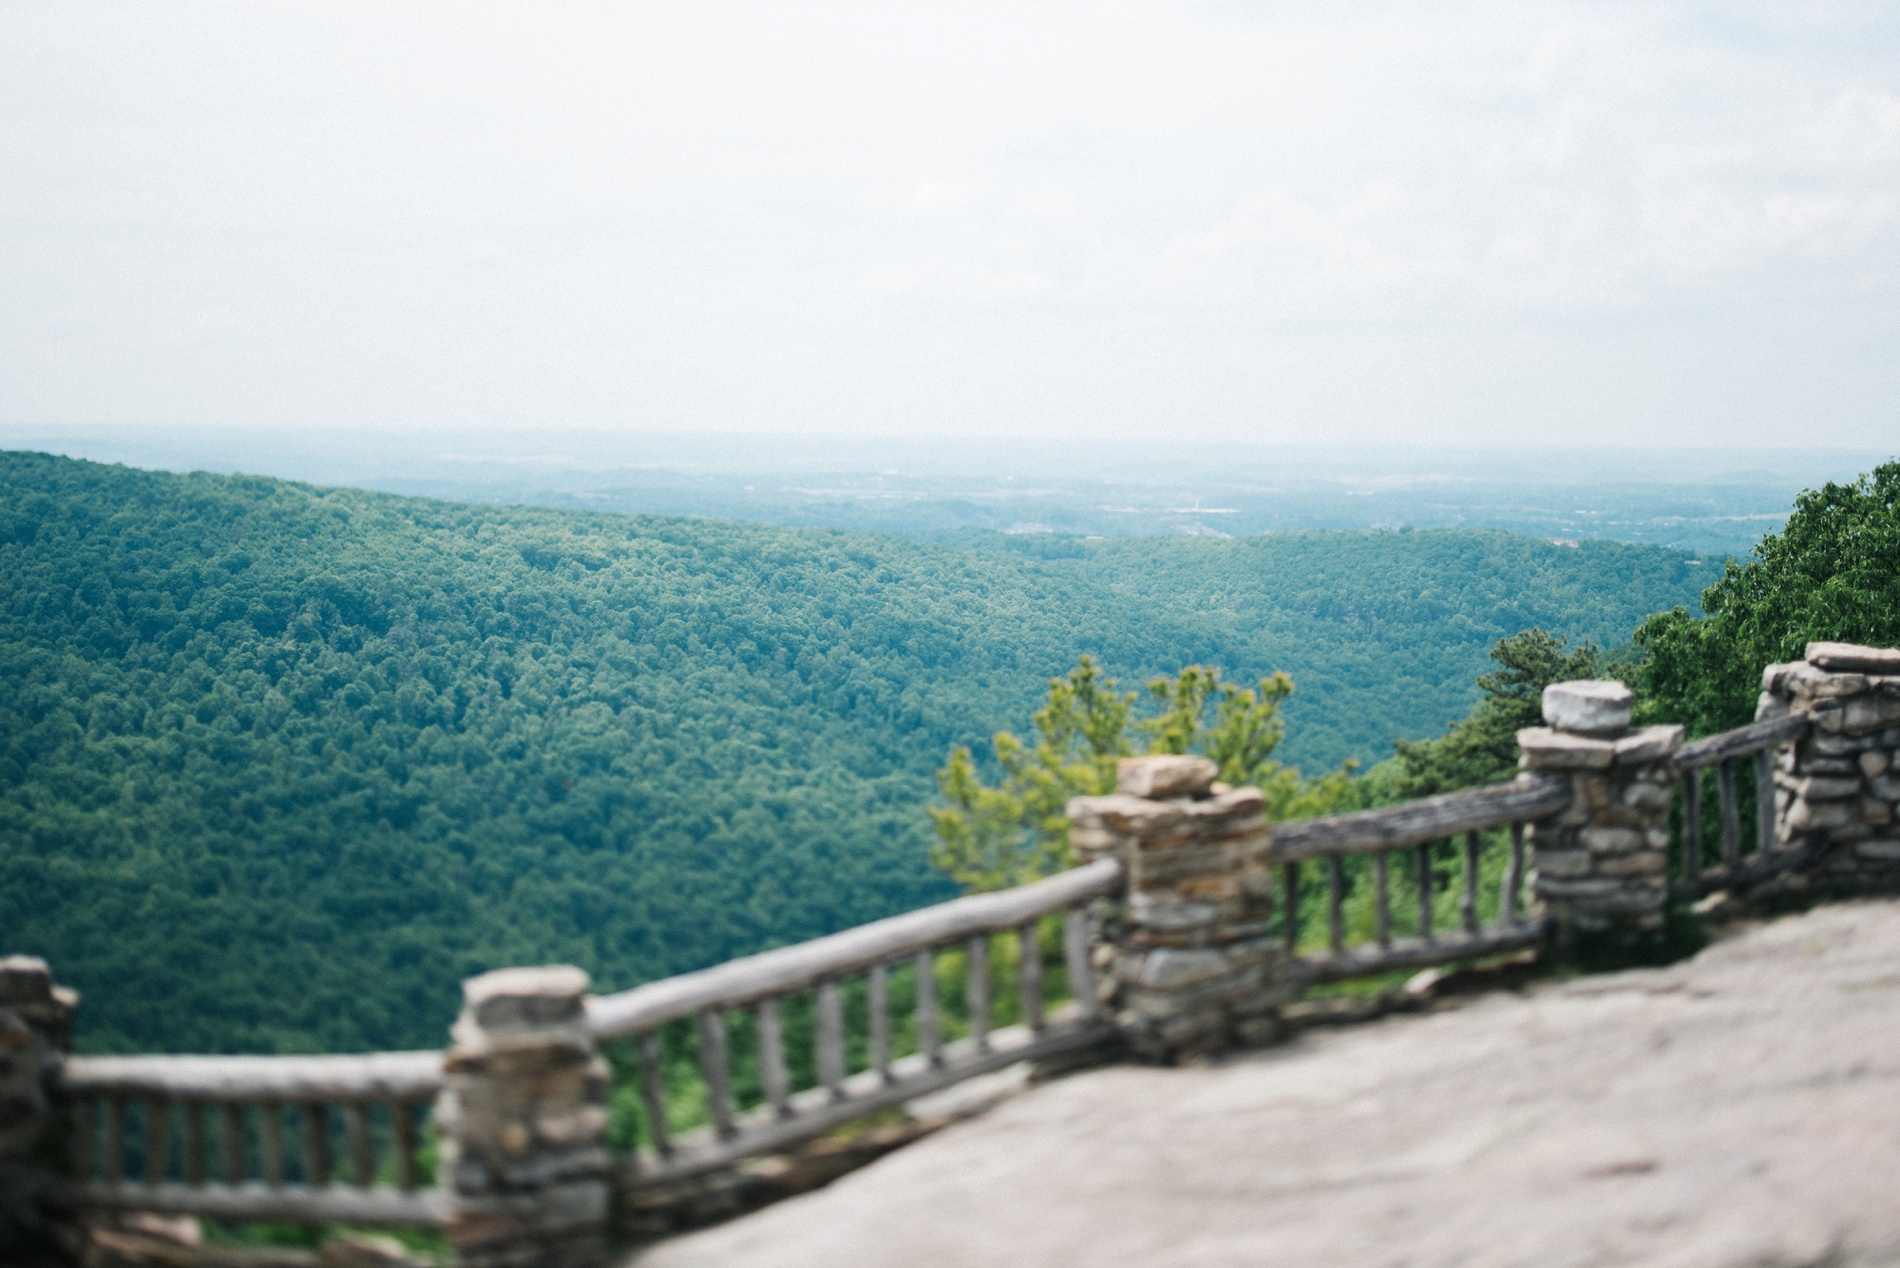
left=3, top=2, right=1898, bottom=448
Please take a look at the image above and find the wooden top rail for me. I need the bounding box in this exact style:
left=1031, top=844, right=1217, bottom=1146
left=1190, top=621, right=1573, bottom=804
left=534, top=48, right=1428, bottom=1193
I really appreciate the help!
left=586, top=857, right=1125, bottom=1040
left=1270, top=775, right=1572, bottom=862
left=53, top=1182, right=449, bottom=1228
left=58, top=1050, right=444, bottom=1101
left=1673, top=713, right=1809, bottom=770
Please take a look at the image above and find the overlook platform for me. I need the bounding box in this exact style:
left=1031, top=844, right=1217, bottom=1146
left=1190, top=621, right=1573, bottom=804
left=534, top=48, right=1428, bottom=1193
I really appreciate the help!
left=633, top=900, right=1900, bottom=1268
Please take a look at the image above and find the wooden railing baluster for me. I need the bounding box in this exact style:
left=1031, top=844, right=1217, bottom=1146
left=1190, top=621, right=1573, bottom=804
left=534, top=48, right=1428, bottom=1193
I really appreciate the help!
left=1461, top=831, right=1480, bottom=935
left=143, top=1097, right=168, bottom=1186
left=1326, top=856, right=1345, bottom=955
left=392, top=1100, right=420, bottom=1189
left=696, top=1010, right=736, bottom=1140
left=1718, top=759, right=1742, bottom=871
left=758, top=998, right=792, bottom=1116
left=915, top=948, right=940, bottom=1065
left=1064, top=906, right=1096, bottom=1021
left=260, top=1100, right=284, bottom=1188
left=637, top=1032, right=672, bottom=1159
left=1281, top=862, right=1300, bottom=952
left=1754, top=749, right=1775, bottom=855
left=221, top=1102, right=245, bottom=1185
left=182, top=1098, right=204, bottom=1186
left=1682, top=769, right=1702, bottom=884
left=816, top=980, right=846, bottom=1101
left=1373, top=851, right=1391, bottom=948
left=302, top=1102, right=328, bottom=1189
left=1416, top=842, right=1434, bottom=940
left=1018, top=921, right=1043, bottom=1033
left=346, top=1102, right=372, bottom=1188
left=106, top=1097, right=125, bottom=1184
left=967, top=936, right=991, bottom=1052
left=867, top=964, right=892, bottom=1084
left=1503, top=823, right=1525, bottom=925
left=72, top=1097, right=97, bottom=1182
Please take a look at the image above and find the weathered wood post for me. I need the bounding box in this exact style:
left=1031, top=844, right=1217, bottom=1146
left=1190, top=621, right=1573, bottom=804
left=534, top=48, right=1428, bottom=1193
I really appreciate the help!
left=438, top=966, right=611, bottom=1268
left=1068, top=755, right=1280, bottom=1062
left=0, top=955, right=78, bottom=1259
left=1760, top=641, right=1900, bottom=887
left=1521, top=680, right=1682, bottom=942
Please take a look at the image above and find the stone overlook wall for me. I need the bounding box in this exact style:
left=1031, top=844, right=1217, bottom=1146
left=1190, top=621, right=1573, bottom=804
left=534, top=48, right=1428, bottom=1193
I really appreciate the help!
left=1760, top=641, right=1900, bottom=886
left=12, top=647, right=1900, bottom=1266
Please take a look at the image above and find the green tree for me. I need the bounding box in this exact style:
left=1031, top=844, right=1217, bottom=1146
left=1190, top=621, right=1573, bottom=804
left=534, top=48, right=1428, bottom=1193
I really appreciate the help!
left=929, top=656, right=1133, bottom=891
left=1634, top=461, right=1900, bottom=737
left=931, top=659, right=1361, bottom=891
left=1391, top=629, right=1604, bottom=796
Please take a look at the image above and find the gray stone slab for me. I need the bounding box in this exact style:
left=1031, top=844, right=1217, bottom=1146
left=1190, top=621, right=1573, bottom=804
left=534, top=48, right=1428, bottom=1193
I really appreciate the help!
left=1517, top=727, right=1616, bottom=769
left=1807, top=642, right=1900, bottom=674
left=631, top=901, right=1900, bottom=1268
left=1117, top=756, right=1219, bottom=799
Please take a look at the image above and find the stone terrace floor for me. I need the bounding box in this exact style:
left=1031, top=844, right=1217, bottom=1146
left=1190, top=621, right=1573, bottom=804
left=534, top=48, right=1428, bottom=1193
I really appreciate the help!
left=632, top=900, right=1900, bottom=1268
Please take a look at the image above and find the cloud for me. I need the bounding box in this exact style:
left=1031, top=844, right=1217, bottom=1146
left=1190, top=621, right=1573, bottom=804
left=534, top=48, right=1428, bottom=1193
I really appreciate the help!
left=0, top=1, right=1896, bottom=444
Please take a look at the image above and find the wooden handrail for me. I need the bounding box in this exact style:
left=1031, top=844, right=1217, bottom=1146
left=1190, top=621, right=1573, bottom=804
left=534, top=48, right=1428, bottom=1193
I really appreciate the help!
left=57, top=1050, right=444, bottom=1101
left=1673, top=713, right=1809, bottom=770
left=1270, top=775, right=1572, bottom=861
left=586, top=858, right=1124, bottom=1040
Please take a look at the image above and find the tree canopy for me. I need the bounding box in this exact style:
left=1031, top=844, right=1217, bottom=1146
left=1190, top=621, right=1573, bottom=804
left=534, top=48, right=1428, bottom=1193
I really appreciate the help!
left=1635, top=461, right=1900, bottom=736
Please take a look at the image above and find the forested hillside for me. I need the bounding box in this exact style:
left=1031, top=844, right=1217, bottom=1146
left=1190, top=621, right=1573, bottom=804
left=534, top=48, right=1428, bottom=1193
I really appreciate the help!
left=0, top=453, right=1707, bottom=1054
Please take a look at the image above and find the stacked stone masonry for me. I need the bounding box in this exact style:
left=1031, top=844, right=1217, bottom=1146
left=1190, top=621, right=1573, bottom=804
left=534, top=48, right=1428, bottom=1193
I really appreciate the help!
left=1068, top=755, right=1282, bottom=1061
left=438, top=966, right=612, bottom=1268
left=0, top=955, right=76, bottom=1257
left=1521, top=680, right=1683, bottom=934
left=1760, top=641, right=1900, bottom=886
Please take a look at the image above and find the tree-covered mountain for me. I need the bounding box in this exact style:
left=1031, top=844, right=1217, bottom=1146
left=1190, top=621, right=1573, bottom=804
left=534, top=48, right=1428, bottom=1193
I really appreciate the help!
left=0, top=452, right=1707, bottom=1054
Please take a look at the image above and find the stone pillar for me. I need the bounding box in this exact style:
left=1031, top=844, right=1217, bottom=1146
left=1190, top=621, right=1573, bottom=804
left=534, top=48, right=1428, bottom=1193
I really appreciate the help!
left=1520, top=681, right=1683, bottom=940
left=439, top=966, right=611, bottom=1268
left=1759, top=641, right=1900, bottom=889
left=0, top=955, right=78, bottom=1258
left=1067, top=755, right=1280, bottom=1062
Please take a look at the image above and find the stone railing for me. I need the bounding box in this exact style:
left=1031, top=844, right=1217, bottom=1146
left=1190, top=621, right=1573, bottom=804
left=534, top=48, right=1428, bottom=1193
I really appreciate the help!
left=7, top=642, right=1898, bottom=1264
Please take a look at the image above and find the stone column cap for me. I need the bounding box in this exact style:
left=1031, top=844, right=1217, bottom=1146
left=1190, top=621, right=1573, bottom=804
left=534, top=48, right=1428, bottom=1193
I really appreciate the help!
left=1518, top=727, right=1615, bottom=769
left=1069, top=785, right=1264, bottom=827
left=1612, top=723, right=1683, bottom=765
left=1117, top=755, right=1218, bottom=798
left=461, top=965, right=590, bottom=1033
left=0, top=954, right=55, bottom=1004
left=1806, top=642, right=1900, bottom=674
left=1542, top=680, right=1633, bottom=736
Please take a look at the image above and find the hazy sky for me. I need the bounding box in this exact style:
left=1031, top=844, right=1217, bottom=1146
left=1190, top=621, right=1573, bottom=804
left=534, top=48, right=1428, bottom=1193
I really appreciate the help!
left=3, top=3, right=1897, bottom=447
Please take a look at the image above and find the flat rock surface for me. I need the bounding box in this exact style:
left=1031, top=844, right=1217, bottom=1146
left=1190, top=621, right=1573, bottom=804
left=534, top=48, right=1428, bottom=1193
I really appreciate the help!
left=632, top=901, right=1900, bottom=1268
